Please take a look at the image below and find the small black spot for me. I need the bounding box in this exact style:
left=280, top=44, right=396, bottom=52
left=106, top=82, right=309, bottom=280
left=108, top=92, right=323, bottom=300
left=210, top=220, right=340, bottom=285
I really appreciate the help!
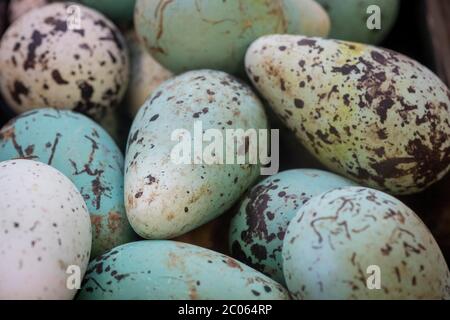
left=251, top=290, right=260, bottom=296
left=294, top=98, right=304, bottom=108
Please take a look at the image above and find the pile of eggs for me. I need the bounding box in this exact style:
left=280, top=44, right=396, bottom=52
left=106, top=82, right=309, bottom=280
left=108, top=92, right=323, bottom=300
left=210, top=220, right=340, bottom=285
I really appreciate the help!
left=1, top=0, right=450, bottom=300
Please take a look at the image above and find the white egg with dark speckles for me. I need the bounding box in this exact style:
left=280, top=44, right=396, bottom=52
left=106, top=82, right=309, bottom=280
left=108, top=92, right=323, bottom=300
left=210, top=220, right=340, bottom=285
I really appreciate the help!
left=0, top=2, right=129, bottom=120
left=283, top=186, right=450, bottom=299
left=0, top=159, right=92, bottom=300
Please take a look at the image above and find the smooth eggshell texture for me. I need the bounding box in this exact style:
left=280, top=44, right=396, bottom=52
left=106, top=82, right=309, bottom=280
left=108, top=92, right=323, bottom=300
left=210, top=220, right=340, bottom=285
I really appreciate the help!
left=246, top=35, right=450, bottom=195
left=0, top=109, right=136, bottom=258
left=0, top=2, right=129, bottom=121
left=316, top=0, right=400, bottom=44
left=229, top=169, right=357, bottom=285
left=124, top=31, right=173, bottom=117
left=78, top=240, right=290, bottom=300
left=134, top=0, right=329, bottom=74
left=0, top=159, right=92, bottom=299
left=125, top=70, right=268, bottom=239
left=283, top=186, right=450, bottom=299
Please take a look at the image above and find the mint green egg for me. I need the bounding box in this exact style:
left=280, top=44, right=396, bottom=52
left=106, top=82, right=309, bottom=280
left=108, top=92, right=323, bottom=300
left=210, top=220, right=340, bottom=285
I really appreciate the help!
left=78, top=240, right=290, bottom=300
left=316, top=0, right=400, bottom=44
left=0, top=109, right=136, bottom=258
left=134, top=0, right=329, bottom=74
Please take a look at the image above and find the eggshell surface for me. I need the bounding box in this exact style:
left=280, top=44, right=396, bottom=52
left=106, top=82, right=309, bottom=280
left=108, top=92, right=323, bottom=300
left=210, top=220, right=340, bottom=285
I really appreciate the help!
left=229, top=169, right=357, bottom=284
left=0, top=109, right=136, bottom=258
left=0, top=2, right=129, bottom=120
left=78, top=240, right=290, bottom=300
left=134, top=0, right=329, bottom=74
left=283, top=186, right=450, bottom=299
left=125, top=70, right=268, bottom=239
left=246, top=35, right=450, bottom=195
left=0, top=159, right=92, bottom=299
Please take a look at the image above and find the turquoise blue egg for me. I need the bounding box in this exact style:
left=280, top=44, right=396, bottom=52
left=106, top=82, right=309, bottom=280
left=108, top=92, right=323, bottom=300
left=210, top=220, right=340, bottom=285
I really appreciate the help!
left=78, top=240, right=290, bottom=300
left=229, top=169, right=356, bottom=285
left=0, top=108, right=136, bottom=258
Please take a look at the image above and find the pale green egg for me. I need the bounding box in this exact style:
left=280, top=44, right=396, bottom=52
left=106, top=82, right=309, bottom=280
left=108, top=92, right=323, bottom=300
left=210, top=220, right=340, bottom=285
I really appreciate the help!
left=134, top=0, right=330, bottom=74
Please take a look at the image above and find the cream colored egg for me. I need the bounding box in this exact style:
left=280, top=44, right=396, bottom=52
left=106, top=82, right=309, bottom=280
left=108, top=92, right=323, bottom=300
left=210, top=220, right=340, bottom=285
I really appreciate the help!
left=0, top=159, right=92, bottom=299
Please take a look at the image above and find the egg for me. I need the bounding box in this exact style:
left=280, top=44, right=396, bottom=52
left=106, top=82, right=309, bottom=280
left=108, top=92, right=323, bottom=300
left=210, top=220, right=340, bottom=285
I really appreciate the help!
left=246, top=35, right=450, bottom=195
left=0, top=2, right=129, bottom=121
left=229, top=169, right=357, bottom=285
left=74, top=0, right=136, bottom=25
left=283, top=186, right=450, bottom=299
left=125, top=70, right=268, bottom=239
left=0, top=109, right=136, bottom=258
left=0, top=159, right=92, bottom=299
left=78, top=240, right=290, bottom=300
left=316, top=0, right=400, bottom=44
left=124, top=31, right=173, bottom=118
left=134, top=0, right=330, bottom=74
left=8, top=0, right=51, bottom=23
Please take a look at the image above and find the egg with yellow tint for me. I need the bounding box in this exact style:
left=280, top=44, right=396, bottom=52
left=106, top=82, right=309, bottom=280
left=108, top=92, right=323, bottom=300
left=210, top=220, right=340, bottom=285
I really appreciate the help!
left=246, top=35, right=450, bottom=195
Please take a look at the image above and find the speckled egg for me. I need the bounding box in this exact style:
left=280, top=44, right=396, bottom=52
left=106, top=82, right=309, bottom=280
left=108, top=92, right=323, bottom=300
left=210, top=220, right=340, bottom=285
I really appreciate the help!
left=316, top=0, right=399, bottom=44
left=124, top=31, right=172, bottom=117
left=0, top=159, right=92, bottom=299
left=0, top=2, right=129, bottom=121
left=229, top=169, right=357, bottom=285
left=74, top=0, right=136, bottom=25
left=125, top=70, right=268, bottom=239
left=283, top=186, right=450, bottom=299
left=134, top=0, right=329, bottom=74
left=246, top=35, right=450, bottom=195
left=78, top=240, right=290, bottom=300
left=0, top=109, right=136, bottom=258
left=8, top=0, right=51, bottom=23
